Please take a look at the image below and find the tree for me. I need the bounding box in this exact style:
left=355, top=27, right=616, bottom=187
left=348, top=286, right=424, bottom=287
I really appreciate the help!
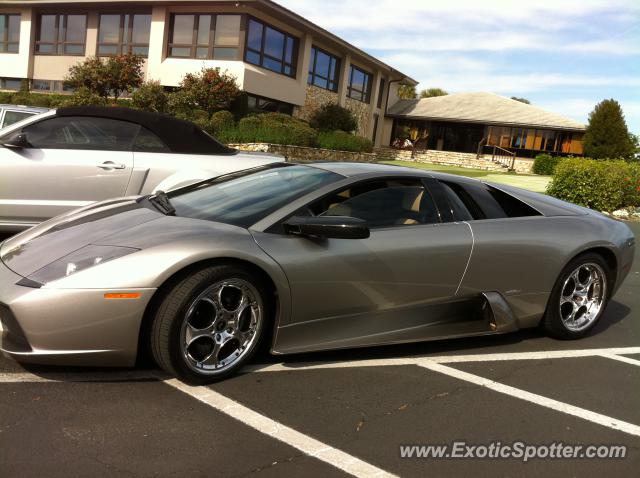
left=131, top=81, right=169, bottom=113
left=106, top=55, right=145, bottom=101
left=583, top=99, right=635, bottom=160
left=397, top=84, right=417, bottom=100
left=309, top=103, right=357, bottom=132
left=64, top=54, right=144, bottom=103
left=178, top=67, right=241, bottom=119
left=511, top=96, right=530, bottom=104
left=420, top=87, right=448, bottom=98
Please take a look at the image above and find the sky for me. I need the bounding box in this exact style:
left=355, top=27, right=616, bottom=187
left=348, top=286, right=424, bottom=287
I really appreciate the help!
left=277, top=0, right=640, bottom=133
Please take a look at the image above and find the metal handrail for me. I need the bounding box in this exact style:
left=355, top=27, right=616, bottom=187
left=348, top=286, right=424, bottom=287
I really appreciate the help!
left=483, top=145, right=516, bottom=170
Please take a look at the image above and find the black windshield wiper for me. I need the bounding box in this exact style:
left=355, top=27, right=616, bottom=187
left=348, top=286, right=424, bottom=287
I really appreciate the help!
left=147, top=191, right=176, bottom=216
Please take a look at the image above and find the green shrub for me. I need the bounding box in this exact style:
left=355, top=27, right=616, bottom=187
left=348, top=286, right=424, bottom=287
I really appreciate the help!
left=532, top=153, right=564, bottom=175
left=178, top=67, right=240, bottom=119
left=131, top=81, right=168, bottom=113
left=546, top=158, right=630, bottom=211
left=61, top=87, right=108, bottom=107
left=221, top=113, right=318, bottom=147
left=0, top=91, right=14, bottom=103
left=623, top=162, right=640, bottom=208
left=64, top=54, right=144, bottom=102
left=317, top=130, right=373, bottom=152
left=209, top=110, right=235, bottom=133
left=309, top=103, right=357, bottom=132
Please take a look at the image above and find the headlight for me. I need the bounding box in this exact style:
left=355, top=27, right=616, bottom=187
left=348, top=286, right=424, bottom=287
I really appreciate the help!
left=27, top=245, right=139, bottom=284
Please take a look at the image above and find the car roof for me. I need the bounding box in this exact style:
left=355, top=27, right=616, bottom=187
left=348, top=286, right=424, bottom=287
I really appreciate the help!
left=55, top=106, right=236, bottom=155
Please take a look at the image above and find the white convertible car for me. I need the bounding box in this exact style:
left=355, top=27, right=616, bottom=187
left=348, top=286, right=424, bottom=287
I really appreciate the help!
left=0, top=106, right=284, bottom=233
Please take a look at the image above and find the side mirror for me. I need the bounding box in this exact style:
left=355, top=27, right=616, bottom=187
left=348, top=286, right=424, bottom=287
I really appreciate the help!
left=1, top=133, right=29, bottom=149
left=283, top=215, right=370, bottom=239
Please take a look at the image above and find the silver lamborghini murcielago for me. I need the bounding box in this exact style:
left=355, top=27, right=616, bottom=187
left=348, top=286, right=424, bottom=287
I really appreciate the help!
left=0, top=162, right=635, bottom=383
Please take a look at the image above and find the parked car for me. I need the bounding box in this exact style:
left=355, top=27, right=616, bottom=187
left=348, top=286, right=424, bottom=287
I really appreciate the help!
left=0, top=162, right=634, bottom=383
left=0, top=104, right=50, bottom=129
left=0, top=106, right=284, bottom=233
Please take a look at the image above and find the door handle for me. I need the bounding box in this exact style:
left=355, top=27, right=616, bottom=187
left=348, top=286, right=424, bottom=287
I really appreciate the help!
left=97, top=161, right=126, bottom=170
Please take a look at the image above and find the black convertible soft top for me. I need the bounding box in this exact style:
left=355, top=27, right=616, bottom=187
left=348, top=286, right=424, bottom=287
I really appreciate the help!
left=56, top=106, right=237, bottom=155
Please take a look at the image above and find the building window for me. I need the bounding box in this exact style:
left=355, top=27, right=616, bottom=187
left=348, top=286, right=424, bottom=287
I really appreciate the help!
left=245, top=17, right=297, bottom=77
left=98, top=13, right=151, bottom=56
left=168, top=14, right=241, bottom=60
left=0, top=14, right=20, bottom=53
left=32, top=79, right=53, bottom=91
left=377, top=78, right=386, bottom=109
left=0, top=77, right=23, bottom=91
left=308, top=46, right=339, bottom=91
left=246, top=93, right=294, bottom=115
left=347, top=65, right=372, bottom=103
left=30, top=79, right=74, bottom=94
left=36, top=14, right=87, bottom=55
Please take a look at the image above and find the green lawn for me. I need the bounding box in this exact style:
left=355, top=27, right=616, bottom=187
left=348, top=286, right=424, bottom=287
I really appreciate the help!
left=379, top=160, right=551, bottom=193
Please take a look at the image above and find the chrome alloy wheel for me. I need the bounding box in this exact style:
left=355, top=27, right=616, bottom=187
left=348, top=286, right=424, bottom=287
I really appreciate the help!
left=180, top=279, right=263, bottom=374
left=559, top=262, right=607, bottom=332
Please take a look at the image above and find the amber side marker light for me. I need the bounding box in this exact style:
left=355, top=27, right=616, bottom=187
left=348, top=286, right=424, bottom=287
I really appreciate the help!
left=104, top=292, right=141, bottom=299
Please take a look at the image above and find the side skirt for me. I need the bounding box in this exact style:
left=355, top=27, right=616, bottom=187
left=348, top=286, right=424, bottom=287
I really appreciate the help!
left=272, top=292, right=520, bottom=355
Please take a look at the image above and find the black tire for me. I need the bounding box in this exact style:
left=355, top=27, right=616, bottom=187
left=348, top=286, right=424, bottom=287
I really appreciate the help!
left=150, top=264, right=270, bottom=384
left=543, top=253, right=612, bottom=339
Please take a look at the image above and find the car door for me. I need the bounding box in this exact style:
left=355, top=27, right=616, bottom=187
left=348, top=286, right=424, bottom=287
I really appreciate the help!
left=0, top=115, right=134, bottom=228
left=252, top=176, right=476, bottom=354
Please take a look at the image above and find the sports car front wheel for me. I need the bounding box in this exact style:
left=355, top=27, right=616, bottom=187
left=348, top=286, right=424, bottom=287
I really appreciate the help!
left=150, top=265, right=268, bottom=384
left=543, top=253, right=611, bottom=339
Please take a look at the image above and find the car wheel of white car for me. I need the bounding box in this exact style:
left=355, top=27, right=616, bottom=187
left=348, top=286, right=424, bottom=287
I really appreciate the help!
left=150, top=264, right=268, bottom=384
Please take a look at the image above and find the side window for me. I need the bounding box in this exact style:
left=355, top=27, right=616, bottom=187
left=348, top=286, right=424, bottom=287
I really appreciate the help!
left=486, top=186, right=541, bottom=217
left=438, top=180, right=542, bottom=221
left=3, top=111, right=34, bottom=128
left=439, top=182, right=476, bottom=221
left=133, top=127, right=171, bottom=152
left=22, top=116, right=140, bottom=151
left=309, top=179, right=440, bottom=228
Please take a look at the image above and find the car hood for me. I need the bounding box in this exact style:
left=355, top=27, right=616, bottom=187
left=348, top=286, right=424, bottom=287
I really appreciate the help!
left=0, top=198, right=164, bottom=277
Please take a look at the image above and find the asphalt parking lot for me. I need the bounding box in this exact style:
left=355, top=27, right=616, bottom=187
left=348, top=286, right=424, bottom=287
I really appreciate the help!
left=1, top=223, right=639, bottom=477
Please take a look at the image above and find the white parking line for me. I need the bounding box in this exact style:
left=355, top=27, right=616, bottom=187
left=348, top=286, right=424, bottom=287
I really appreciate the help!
left=246, top=346, right=640, bottom=373
left=164, top=379, right=397, bottom=478
left=0, top=370, right=161, bottom=383
left=598, top=354, right=640, bottom=367
left=418, top=360, right=640, bottom=438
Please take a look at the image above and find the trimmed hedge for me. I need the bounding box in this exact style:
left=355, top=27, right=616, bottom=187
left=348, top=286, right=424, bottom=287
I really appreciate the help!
left=309, top=103, right=357, bottom=132
left=0, top=90, right=132, bottom=108
left=0, top=91, right=69, bottom=108
left=532, top=153, right=564, bottom=175
left=624, top=162, right=640, bottom=208
left=217, top=112, right=318, bottom=147
left=317, top=130, right=373, bottom=153
left=546, top=158, right=639, bottom=211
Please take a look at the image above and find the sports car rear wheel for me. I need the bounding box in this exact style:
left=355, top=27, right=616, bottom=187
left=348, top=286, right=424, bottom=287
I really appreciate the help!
left=150, top=265, right=268, bottom=384
left=543, top=253, right=611, bottom=339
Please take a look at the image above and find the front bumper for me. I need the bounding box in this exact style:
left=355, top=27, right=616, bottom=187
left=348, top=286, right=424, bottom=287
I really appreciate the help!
left=0, top=259, right=156, bottom=367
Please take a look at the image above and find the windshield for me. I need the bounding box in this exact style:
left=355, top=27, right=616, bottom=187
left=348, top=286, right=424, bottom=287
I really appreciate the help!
left=170, top=164, right=343, bottom=227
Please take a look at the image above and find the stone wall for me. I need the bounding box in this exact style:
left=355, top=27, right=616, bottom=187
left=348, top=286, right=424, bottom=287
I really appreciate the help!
left=344, top=97, right=371, bottom=137
left=229, top=143, right=534, bottom=174
left=513, top=157, right=534, bottom=174
left=229, top=143, right=376, bottom=163
left=375, top=147, right=534, bottom=174
left=293, top=85, right=339, bottom=123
